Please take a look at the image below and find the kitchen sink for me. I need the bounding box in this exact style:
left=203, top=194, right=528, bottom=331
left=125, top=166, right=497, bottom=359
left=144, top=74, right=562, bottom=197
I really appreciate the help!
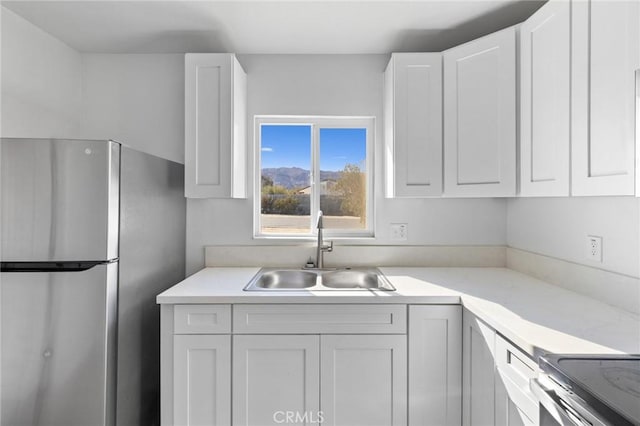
left=254, top=270, right=317, bottom=289
left=243, top=267, right=395, bottom=291
left=321, top=270, right=381, bottom=289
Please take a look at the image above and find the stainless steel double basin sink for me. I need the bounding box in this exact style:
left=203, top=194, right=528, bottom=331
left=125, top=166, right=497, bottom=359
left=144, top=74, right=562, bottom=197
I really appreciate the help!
left=243, top=267, right=395, bottom=291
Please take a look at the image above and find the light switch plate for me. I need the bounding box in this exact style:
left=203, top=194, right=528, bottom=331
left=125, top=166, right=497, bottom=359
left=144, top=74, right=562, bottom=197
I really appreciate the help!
left=390, top=223, right=408, bottom=241
left=586, top=235, right=602, bottom=262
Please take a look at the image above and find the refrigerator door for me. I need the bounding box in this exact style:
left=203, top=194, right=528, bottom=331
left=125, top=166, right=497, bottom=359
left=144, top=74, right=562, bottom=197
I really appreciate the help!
left=1, top=262, right=118, bottom=426
left=0, top=139, right=120, bottom=262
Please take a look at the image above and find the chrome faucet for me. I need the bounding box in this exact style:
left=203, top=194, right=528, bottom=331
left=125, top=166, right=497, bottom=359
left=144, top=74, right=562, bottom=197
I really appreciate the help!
left=315, top=211, right=333, bottom=269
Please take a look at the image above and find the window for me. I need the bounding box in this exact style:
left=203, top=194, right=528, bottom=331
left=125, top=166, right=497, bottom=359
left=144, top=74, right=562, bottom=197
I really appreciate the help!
left=255, top=116, right=374, bottom=237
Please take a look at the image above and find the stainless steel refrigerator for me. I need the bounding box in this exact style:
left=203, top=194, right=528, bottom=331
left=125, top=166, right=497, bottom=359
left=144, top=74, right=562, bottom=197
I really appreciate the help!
left=0, top=138, right=186, bottom=426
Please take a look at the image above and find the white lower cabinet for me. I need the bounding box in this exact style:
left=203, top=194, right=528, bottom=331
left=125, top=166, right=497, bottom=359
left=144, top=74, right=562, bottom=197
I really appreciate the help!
left=321, top=335, right=407, bottom=426
left=462, top=309, right=540, bottom=426
left=462, top=310, right=496, bottom=426
left=164, top=304, right=463, bottom=426
left=495, top=335, right=539, bottom=426
left=494, top=389, right=532, bottom=426
left=233, top=334, right=406, bottom=426
left=233, top=335, right=320, bottom=426
left=495, top=381, right=534, bottom=426
left=173, top=335, right=231, bottom=426
left=408, top=305, right=461, bottom=426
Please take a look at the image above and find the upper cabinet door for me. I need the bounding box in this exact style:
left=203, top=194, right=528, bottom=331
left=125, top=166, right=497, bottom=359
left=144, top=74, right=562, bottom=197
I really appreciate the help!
left=185, top=53, right=247, bottom=198
left=571, top=0, right=640, bottom=196
left=384, top=53, right=443, bottom=197
left=520, top=0, right=571, bottom=197
left=443, top=27, right=517, bottom=197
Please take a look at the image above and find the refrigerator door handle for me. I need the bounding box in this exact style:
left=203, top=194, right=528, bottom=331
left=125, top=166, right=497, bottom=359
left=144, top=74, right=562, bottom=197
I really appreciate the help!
left=1, top=260, right=116, bottom=272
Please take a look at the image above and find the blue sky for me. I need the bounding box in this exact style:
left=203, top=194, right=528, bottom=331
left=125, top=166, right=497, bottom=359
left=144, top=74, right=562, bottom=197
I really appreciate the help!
left=261, top=125, right=366, bottom=171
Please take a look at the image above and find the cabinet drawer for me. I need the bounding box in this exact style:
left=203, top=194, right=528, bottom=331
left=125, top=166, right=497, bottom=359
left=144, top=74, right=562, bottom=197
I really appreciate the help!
left=174, top=304, right=231, bottom=334
left=495, top=334, right=540, bottom=423
left=233, top=304, right=407, bottom=334
left=495, top=334, right=538, bottom=389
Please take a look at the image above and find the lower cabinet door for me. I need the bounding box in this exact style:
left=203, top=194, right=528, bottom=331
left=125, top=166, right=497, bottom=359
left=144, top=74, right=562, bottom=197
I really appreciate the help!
left=320, top=335, right=407, bottom=426
left=233, top=335, right=321, bottom=426
left=462, top=310, right=496, bottom=426
left=408, top=305, right=462, bottom=426
left=173, top=335, right=231, bottom=426
left=494, top=335, right=539, bottom=426
left=495, top=374, right=535, bottom=426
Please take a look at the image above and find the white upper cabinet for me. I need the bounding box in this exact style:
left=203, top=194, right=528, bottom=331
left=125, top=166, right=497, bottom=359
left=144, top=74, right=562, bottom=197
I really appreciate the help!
left=520, top=0, right=571, bottom=197
left=185, top=53, right=247, bottom=198
left=384, top=53, right=443, bottom=197
left=443, top=26, right=517, bottom=197
left=571, top=0, right=640, bottom=196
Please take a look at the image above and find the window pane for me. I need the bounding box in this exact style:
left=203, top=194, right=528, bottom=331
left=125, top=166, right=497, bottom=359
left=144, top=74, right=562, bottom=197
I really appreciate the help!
left=260, top=124, right=312, bottom=234
left=319, top=128, right=367, bottom=230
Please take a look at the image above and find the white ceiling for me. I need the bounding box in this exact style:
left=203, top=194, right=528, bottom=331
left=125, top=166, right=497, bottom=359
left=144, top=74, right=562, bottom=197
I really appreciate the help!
left=2, top=0, right=545, bottom=54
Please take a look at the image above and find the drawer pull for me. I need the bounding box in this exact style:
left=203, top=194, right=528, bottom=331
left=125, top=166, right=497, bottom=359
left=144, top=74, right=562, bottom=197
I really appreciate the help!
left=507, top=349, right=534, bottom=379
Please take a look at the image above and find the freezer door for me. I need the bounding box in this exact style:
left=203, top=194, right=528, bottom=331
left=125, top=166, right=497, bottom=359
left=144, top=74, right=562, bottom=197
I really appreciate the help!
left=0, top=139, right=120, bottom=262
left=1, top=262, right=118, bottom=426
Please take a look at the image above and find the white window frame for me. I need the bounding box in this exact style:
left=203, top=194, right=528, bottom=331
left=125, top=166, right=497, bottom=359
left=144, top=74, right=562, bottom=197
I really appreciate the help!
left=254, top=115, right=375, bottom=239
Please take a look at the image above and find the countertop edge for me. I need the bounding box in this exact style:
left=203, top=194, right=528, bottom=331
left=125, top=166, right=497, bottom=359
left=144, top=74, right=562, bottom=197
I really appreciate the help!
left=156, top=266, right=640, bottom=357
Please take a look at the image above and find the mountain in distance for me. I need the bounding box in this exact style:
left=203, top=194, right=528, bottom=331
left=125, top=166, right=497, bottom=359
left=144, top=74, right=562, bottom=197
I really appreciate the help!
left=261, top=167, right=342, bottom=189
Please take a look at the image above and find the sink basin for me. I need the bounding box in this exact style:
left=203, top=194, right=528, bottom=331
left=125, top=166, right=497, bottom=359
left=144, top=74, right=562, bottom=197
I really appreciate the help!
left=243, top=268, right=395, bottom=291
left=255, top=270, right=317, bottom=289
left=321, top=270, right=382, bottom=289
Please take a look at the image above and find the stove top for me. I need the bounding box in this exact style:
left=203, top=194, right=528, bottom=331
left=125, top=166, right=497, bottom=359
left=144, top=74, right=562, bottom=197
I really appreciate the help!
left=539, top=354, right=640, bottom=426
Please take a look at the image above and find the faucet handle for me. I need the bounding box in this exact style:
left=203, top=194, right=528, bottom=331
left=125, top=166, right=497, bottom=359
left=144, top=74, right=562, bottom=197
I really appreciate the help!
left=324, top=241, right=334, bottom=252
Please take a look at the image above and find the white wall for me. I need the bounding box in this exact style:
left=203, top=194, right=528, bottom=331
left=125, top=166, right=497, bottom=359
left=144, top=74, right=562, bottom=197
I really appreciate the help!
left=507, top=198, right=640, bottom=278
left=3, top=14, right=634, bottom=281
left=0, top=10, right=184, bottom=164
left=1, top=7, right=82, bottom=138
left=80, top=54, right=184, bottom=164
left=3, top=10, right=636, bottom=285
left=185, top=54, right=507, bottom=274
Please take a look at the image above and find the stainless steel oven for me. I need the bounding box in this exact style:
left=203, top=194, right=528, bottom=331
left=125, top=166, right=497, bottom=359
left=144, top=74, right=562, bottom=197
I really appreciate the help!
left=531, top=355, right=640, bottom=426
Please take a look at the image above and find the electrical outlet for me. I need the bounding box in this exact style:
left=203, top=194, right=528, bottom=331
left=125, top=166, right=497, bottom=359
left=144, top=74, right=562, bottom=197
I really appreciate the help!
left=390, top=223, right=408, bottom=241
left=586, top=235, right=602, bottom=262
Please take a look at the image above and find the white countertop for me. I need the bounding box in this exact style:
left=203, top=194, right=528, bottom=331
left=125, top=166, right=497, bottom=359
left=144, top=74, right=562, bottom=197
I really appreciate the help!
left=157, top=266, right=640, bottom=358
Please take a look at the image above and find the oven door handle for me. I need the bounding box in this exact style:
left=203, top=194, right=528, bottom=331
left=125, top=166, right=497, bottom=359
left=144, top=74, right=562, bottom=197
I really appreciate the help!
left=530, top=378, right=592, bottom=426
